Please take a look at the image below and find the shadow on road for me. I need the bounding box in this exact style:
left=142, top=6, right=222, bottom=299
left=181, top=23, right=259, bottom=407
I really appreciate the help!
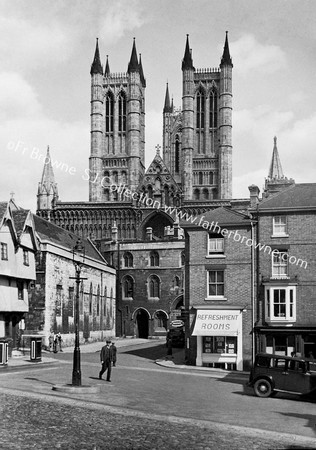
left=279, top=412, right=316, bottom=438
left=123, top=343, right=183, bottom=361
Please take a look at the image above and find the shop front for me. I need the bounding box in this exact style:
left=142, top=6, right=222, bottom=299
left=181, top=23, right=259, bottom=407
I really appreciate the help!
left=256, top=327, right=316, bottom=359
left=191, top=308, right=243, bottom=371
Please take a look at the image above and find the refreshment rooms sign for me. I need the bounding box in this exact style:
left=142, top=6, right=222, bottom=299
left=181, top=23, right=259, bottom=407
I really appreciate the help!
left=192, top=310, right=242, bottom=336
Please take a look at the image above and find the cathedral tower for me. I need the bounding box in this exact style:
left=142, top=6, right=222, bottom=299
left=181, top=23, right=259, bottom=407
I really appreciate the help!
left=89, top=38, right=145, bottom=202
left=163, top=33, right=233, bottom=201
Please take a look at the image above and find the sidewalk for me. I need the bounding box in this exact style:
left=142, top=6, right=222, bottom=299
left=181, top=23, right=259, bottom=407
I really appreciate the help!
left=155, top=348, right=249, bottom=378
left=2, top=338, right=249, bottom=379
left=1, top=337, right=160, bottom=369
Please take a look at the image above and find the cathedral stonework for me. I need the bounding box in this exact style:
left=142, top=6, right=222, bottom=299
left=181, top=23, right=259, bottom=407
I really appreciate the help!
left=36, top=34, right=236, bottom=338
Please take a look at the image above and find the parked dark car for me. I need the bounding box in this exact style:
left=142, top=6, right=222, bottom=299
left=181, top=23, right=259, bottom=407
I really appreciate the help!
left=248, top=353, right=316, bottom=398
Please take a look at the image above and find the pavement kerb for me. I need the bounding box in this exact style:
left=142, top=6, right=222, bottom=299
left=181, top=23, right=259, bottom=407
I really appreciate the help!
left=155, top=358, right=250, bottom=378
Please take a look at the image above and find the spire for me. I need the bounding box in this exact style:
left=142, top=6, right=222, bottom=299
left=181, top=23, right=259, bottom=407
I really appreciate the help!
left=104, top=55, right=110, bottom=76
left=220, top=31, right=233, bottom=67
left=40, top=146, right=57, bottom=187
left=127, top=38, right=139, bottom=73
left=268, top=136, right=284, bottom=180
left=138, top=53, right=146, bottom=86
left=163, top=83, right=172, bottom=113
left=37, top=146, right=59, bottom=210
left=90, top=38, right=103, bottom=75
left=182, top=34, right=194, bottom=70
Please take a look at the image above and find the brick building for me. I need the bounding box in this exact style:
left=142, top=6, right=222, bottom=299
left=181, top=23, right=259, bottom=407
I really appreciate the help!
left=26, top=215, right=116, bottom=348
left=251, top=183, right=316, bottom=358
left=182, top=207, right=255, bottom=371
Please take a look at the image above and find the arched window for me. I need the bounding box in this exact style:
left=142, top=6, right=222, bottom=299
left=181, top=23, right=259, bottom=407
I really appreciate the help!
left=175, top=135, right=180, bottom=173
left=164, top=185, right=169, bottom=205
left=123, top=276, right=134, bottom=298
left=147, top=185, right=153, bottom=199
left=105, top=93, right=114, bottom=132
left=103, top=189, right=109, bottom=201
left=210, top=89, right=218, bottom=128
left=89, top=283, right=93, bottom=315
left=150, top=251, right=159, bottom=267
left=112, top=171, right=118, bottom=183
left=149, top=275, right=160, bottom=298
left=97, top=285, right=100, bottom=316
left=196, top=90, right=205, bottom=129
left=181, top=252, right=185, bottom=266
left=118, top=91, right=126, bottom=132
left=203, top=188, right=209, bottom=200
left=123, top=252, right=133, bottom=268
left=209, top=172, right=214, bottom=185
left=198, top=172, right=203, bottom=185
left=194, top=189, right=200, bottom=200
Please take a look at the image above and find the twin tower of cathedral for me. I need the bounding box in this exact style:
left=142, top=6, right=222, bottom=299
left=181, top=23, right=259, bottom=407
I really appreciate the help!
left=37, top=33, right=233, bottom=213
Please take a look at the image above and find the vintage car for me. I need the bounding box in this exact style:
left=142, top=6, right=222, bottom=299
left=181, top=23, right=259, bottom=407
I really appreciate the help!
left=248, top=353, right=316, bottom=398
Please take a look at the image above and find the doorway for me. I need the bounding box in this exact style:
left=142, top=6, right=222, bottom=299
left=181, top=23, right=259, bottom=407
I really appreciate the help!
left=136, top=309, right=149, bottom=339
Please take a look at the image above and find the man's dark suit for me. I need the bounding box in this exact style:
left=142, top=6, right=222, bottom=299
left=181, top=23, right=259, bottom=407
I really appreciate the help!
left=99, top=344, right=112, bottom=381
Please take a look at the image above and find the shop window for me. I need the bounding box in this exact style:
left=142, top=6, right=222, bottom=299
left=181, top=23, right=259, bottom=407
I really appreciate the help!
left=272, top=250, right=288, bottom=279
left=265, top=285, right=296, bottom=323
left=203, top=336, right=237, bottom=354
left=1, top=242, right=8, bottom=260
left=208, top=234, right=224, bottom=255
left=272, top=216, right=287, bottom=236
left=207, top=270, right=224, bottom=298
left=23, top=249, right=29, bottom=266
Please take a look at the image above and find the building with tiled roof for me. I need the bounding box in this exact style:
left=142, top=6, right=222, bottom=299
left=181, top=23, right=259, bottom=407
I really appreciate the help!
left=0, top=200, right=37, bottom=358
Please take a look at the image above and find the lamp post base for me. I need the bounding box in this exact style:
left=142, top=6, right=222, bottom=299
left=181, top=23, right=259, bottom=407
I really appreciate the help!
left=72, top=347, right=81, bottom=386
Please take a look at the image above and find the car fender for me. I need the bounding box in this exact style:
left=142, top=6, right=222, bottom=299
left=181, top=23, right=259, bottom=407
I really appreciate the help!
left=249, top=375, right=275, bottom=390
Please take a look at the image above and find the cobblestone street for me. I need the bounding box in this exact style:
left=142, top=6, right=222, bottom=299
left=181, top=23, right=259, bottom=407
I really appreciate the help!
left=0, top=392, right=312, bottom=450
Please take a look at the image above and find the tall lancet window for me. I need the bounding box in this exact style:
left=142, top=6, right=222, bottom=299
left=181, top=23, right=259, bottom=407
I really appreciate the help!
left=210, top=89, right=218, bottom=129
left=196, top=90, right=205, bottom=129
left=105, top=93, right=114, bottom=132
left=118, top=91, right=126, bottom=132
left=175, top=135, right=180, bottom=173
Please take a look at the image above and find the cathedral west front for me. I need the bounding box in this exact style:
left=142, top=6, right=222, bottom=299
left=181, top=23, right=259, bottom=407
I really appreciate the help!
left=36, top=33, right=237, bottom=338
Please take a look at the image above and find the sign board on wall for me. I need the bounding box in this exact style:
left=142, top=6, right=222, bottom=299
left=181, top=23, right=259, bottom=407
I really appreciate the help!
left=192, top=310, right=242, bottom=336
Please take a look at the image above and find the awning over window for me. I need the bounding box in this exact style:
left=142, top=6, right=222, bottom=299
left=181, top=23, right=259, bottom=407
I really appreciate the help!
left=192, top=309, right=242, bottom=336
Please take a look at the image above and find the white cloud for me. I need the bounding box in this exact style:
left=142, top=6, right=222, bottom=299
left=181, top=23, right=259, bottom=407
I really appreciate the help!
left=231, top=34, right=287, bottom=75
left=0, top=72, right=41, bottom=120
left=99, top=0, right=145, bottom=44
left=0, top=16, right=69, bottom=72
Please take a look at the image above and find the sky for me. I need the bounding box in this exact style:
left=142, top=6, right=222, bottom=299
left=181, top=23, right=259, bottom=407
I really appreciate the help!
left=1, top=0, right=316, bottom=211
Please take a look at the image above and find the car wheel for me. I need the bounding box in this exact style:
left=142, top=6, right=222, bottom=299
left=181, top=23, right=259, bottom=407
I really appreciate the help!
left=253, top=379, right=273, bottom=398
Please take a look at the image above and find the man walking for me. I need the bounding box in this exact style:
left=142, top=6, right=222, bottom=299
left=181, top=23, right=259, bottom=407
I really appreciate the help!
left=99, top=340, right=112, bottom=382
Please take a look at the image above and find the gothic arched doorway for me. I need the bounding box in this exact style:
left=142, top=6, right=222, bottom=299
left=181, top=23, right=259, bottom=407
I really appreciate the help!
left=135, top=309, right=149, bottom=339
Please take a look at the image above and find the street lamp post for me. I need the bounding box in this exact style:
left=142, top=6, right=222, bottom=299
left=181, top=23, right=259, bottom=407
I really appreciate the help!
left=71, top=238, right=85, bottom=386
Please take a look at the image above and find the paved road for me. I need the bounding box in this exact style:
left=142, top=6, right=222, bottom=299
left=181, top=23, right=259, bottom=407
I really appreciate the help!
left=1, top=341, right=316, bottom=449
